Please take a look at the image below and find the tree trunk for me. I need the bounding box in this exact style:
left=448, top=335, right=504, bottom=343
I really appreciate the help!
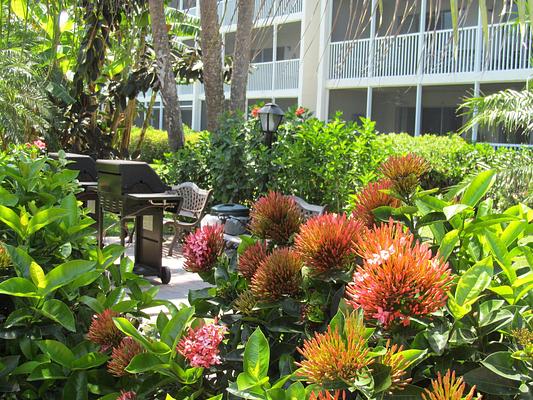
left=199, top=0, right=226, bottom=132
left=148, top=0, right=184, bottom=150
left=230, top=0, right=254, bottom=113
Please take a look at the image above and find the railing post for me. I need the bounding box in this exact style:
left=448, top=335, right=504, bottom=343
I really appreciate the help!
left=366, top=87, right=373, bottom=119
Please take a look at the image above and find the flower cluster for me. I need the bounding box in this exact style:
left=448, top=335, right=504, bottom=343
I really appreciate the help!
left=249, top=192, right=303, bottom=245
left=233, top=290, right=258, bottom=316
left=117, top=391, right=136, bottom=400
left=107, top=337, right=144, bottom=377
left=295, top=213, right=364, bottom=276
left=381, top=341, right=412, bottom=393
left=352, top=179, right=401, bottom=227
left=183, top=225, right=225, bottom=273
left=310, top=391, right=347, bottom=400
left=295, top=106, right=306, bottom=117
left=422, top=370, right=480, bottom=400
left=238, top=240, right=270, bottom=280
left=251, top=106, right=261, bottom=118
left=379, top=153, right=429, bottom=198
left=87, top=309, right=125, bottom=352
left=251, top=248, right=303, bottom=301
left=178, top=322, right=226, bottom=368
left=296, top=311, right=373, bottom=385
left=346, top=220, right=452, bottom=328
left=26, top=139, right=46, bottom=150
left=0, top=243, right=10, bottom=270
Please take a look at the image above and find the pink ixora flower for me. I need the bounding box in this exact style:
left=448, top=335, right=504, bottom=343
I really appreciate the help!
left=117, top=391, right=136, bottom=400
left=183, top=225, right=225, bottom=273
left=28, top=139, right=46, bottom=150
left=295, top=106, right=306, bottom=117
left=178, top=322, right=226, bottom=368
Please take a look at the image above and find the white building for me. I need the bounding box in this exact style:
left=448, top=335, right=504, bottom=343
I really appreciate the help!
left=140, top=0, right=533, bottom=145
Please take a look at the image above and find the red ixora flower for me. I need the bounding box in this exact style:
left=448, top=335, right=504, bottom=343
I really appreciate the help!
left=249, top=191, right=303, bottom=245
left=87, top=309, right=124, bottom=352
left=251, top=106, right=261, bottom=118
left=345, top=220, right=453, bottom=328
left=107, top=337, right=144, bottom=377
left=352, top=179, right=401, bottom=227
left=183, top=225, right=225, bottom=273
left=177, top=322, right=226, bottom=368
left=117, top=391, right=136, bottom=400
left=295, top=213, right=365, bottom=276
left=251, top=248, right=303, bottom=301
left=238, top=240, right=270, bottom=280
left=295, top=106, right=306, bottom=117
left=422, top=370, right=480, bottom=400
left=296, top=311, right=373, bottom=385
left=379, top=153, right=429, bottom=197
left=310, top=391, right=347, bottom=400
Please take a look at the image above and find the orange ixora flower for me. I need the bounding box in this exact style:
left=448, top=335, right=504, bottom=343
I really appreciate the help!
left=422, top=370, right=480, bottom=400
left=249, top=192, right=303, bottom=245
left=381, top=340, right=412, bottom=393
left=238, top=240, right=270, bottom=280
left=310, top=390, right=347, bottom=400
left=107, top=337, right=144, bottom=377
left=251, top=248, right=303, bottom=301
left=296, top=311, right=373, bottom=385
left=295, top=213, right=364, bottom=276
left=87, top=309, right=124, bottom=352
left=251, top=106, right=261, bottom=118
left=379, top=153, right=429, bottom=197
left=346, top=220, right=452, bottom=328
left=352, top=179, right=401, bottom=227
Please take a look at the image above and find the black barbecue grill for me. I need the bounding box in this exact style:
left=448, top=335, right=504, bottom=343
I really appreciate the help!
left=50, top=152, right=102, bottom=241
left=96, top=160, right=182, bottom=284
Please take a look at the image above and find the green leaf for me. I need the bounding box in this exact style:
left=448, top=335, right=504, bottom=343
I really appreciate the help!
left=42, top=260, right=96, bottom=295
left=39, top=299, right=76, bottom=332
left=0, top=188, right=18, bottom=207
left=0, top=205, right=24, bottom=238
left=71, top=353, right=108, bottom=370
left=383, top=384, right=425, bottom=399
left=463, top=366, right=521, bottom=395
left=162, top=306, right=194, bottom=349
left=438, top=229, right=459, bottom=262
left=443, top=204, right=471, bottom=220
left=243, top=327, right=270, bottom=382
left=36, top=340, right=75, bottom=368
left=29, top=261, right=46, bottom=289
left=461, top=170, right=496, bottom=207
left=372, top=363, right=392, bottom=394
left=483, top=231, right=515, bottom=283
left=125, top=353, right=164, bottom=373
left=481, top=352, right=523, bottom=381
left=63, top=371, right=88, bottom=400
left=27, top=208, right=67, bottom=235
left=455, top=256, right=493, bottom=306
left=0, top=277, right=38, bottom=298
left=394, top=349, right=428, bottom=369
left=27, top=363, right=66, bottom=381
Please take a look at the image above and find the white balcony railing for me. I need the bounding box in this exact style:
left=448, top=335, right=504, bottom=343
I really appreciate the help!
left=216, top=0, right=302, bottom=26
left=275, top=59, right=300, bottom=90
left=329, top=22, right=532, bottom=80
left=248, top=62, right=274, bottom=91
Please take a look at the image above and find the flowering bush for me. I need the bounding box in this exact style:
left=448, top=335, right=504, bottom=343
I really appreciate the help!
left=250, top=248, right=303, bottom=300
left=352, top=179, right=401, bottom=227
left=295, top=213, right=364, bottom=276
left=183, top=224, right=225, bottom=273
left=249, top=191, right=303, bottom=245
left=178, top=321, right=226, bottom=368
left=346, top=220, right=452, bottom=328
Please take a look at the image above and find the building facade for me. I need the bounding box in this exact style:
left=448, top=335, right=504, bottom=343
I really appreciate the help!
left=139, top=0, right=533, bottom=145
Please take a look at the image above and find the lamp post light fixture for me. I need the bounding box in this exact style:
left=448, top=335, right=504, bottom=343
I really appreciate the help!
left=258, top=103, right=285, bottom=148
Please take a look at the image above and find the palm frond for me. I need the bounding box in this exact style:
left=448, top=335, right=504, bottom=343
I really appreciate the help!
left=458, top=88, right=533, bottom=137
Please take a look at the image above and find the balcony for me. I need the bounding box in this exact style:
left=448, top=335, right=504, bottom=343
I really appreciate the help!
left=207, top=0, right=303, bottom=26
left=329, top=22, right=532, bottom=81
left=248, top=59, right=300, bottom=92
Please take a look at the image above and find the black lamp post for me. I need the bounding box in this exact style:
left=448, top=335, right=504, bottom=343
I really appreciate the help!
left=258, top=103, right=285, bottom=148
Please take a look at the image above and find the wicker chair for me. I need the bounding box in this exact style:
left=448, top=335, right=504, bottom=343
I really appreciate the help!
left=290, top=195, right=326, bottom=220
left=164, top=182, right=212, bottom=256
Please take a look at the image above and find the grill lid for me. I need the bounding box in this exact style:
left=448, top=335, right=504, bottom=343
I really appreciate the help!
left=49, top=152, right=97, bottom=182
left=211, top=203, right=249, bottom=217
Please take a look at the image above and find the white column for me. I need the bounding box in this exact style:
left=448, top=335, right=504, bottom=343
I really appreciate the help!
left=417, top=0, right=427, bottom=76
left=316, top=0, right=332, bottom=120
left=272, top=24, right=278, bottom=101
left=366, top=87, right=373, bottom=119
left=414, top=84, right=422, bottom=136
left=192, top=82, right=201, bottom=131
left=472, top=81, right=480, bottom=142
left=414, top=0, right=427, bottom=137
left=368, top=0, right=377, bottom=78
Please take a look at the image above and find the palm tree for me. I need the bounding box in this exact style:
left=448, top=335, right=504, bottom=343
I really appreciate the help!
left=458, top=88, right=533, bottom=138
